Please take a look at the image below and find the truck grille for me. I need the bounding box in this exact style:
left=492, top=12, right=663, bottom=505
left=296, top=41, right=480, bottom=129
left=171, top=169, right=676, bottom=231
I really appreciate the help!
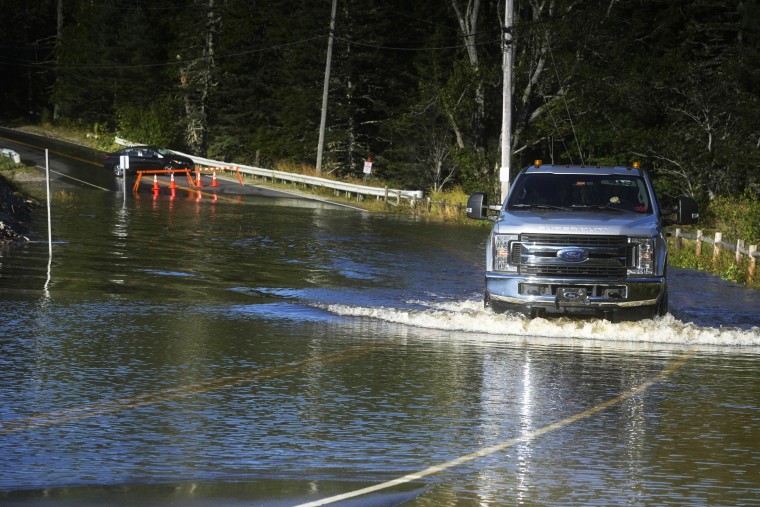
left=520, top=234, right=627, bottom=247
left=511, top=234, right=633, bottom=277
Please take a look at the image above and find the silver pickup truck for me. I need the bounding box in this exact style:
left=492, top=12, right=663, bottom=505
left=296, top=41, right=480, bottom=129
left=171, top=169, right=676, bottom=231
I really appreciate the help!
left=467, top=162, right=699, bottom=320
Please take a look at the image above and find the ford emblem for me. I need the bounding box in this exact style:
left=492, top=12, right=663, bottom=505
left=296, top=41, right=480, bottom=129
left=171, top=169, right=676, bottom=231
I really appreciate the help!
left=557, top=248, right=589, bottom=263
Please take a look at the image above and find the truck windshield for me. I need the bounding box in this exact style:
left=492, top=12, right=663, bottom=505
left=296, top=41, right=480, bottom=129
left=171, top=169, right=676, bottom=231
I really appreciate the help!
left=507, top=173, right=652, bottom=213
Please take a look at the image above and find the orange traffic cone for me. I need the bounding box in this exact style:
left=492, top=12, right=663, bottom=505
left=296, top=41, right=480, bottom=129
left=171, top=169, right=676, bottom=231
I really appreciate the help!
left=169, top=172, right=177, bottom=189
left=152, top=174, right=160, bottom=191
left=211, top=169, right=220, bottom=187
left=195, top=170, right=203, bottom=187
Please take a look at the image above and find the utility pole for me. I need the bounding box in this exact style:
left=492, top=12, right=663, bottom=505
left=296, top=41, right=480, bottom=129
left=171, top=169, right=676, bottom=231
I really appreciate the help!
left=500, top=0, right=514, bottom=204
left=316, top=0, right=338, bottom=175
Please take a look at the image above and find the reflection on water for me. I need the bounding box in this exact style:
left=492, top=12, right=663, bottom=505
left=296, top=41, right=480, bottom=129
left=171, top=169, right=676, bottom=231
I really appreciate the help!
left=0, top=188, right=759, bottom=506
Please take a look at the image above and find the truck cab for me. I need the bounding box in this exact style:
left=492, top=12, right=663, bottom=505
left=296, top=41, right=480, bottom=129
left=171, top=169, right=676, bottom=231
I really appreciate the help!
left=467, top=162, right=699, bottom=320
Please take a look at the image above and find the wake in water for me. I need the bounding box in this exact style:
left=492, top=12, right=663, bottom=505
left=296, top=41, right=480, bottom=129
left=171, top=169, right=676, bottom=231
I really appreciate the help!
left=320, top=299, right=760, bottom=348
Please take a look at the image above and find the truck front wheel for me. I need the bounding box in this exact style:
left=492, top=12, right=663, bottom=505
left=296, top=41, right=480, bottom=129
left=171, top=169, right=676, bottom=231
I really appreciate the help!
left=484, top=292, right=508, bottom=314
left=655, top=286, right=669, bottom=317
left=637, top=286, right=669, bottom=320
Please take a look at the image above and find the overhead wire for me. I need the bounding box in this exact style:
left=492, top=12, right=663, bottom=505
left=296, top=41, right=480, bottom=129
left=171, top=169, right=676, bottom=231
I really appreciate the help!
left=3, top=31, right=504, bottom=71
left=547, top=41, right=584, bottom=166
left=3, top=4, right=534, bottom=71
left=542, top=93, right=575, bottom=165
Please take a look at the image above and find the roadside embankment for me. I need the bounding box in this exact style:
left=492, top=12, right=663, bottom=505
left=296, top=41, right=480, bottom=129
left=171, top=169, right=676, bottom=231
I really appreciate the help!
left=0, top=164, right=40, bottom=245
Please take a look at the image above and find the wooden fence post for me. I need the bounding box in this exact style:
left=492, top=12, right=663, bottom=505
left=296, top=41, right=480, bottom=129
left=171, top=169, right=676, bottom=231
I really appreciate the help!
left=713, top=232, right=722, bottom=267
left=749, top=245, right=757, bottom=283
left=696, top=229, right=703, bottom=257
left=674, top=228, right=682, bottom=251
left=736, top=239, right=745, bottom=264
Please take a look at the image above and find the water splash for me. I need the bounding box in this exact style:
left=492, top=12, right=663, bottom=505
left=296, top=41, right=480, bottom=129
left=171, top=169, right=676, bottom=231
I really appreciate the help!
left=321, top=299, right=760, bottom=348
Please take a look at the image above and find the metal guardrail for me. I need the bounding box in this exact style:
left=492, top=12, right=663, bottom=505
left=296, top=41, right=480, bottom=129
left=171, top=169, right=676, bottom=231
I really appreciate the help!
left=1, top=148, right=21, bottom=164
left=115, top=137, right=423, bottom=201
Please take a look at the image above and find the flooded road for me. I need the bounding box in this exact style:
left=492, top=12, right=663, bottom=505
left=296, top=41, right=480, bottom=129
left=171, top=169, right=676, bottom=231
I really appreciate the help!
left=1, top=151, right=759, bottom=506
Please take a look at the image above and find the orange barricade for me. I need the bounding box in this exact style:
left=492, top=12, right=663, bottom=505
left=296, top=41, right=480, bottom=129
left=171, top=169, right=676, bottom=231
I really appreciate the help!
left=194, top=165, right=245, bottom=186
left=133, top=169, right=193, bottom=193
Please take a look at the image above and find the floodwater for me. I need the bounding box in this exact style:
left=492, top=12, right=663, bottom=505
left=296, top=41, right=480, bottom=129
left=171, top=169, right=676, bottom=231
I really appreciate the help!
left=1, top=171, right=759, bottom=506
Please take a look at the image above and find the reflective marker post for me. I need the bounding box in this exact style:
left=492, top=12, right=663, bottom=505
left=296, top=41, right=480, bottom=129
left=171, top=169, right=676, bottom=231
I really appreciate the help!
left=45, top=149, right=52, bottom=256
left=120, top=154, right=129, bottom=206
left=44, top=150, right=52, bottom=295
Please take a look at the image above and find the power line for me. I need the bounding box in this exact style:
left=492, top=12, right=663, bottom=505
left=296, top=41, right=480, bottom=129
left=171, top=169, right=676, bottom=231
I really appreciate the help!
left=2, top=35, right=328, bottom=71
left=333, top=35, right=501, bottom=52
left=3, top=30, right=508, bottom=71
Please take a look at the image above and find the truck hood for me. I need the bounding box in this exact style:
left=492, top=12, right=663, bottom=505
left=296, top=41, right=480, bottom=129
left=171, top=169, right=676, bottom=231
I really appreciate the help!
left=494, top=210, right=660, bottom=237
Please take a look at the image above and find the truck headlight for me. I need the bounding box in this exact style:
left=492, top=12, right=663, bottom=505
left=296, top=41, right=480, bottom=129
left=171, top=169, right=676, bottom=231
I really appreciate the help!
left=492, top=234, right=518, bottom=272
left=628, top=238, right=655, bottom=275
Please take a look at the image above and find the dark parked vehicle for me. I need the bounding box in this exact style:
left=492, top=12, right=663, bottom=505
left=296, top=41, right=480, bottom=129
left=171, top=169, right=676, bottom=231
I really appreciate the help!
left=104, top=146, right=195, bottom=176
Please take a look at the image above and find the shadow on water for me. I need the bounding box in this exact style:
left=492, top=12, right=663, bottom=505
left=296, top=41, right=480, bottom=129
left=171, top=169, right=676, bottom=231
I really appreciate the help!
left=0, top=481, right=430, bottom=507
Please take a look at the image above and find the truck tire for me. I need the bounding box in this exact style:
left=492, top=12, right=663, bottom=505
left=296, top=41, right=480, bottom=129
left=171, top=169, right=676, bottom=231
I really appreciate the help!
left=655, top=286, right=669, bottom=317
left=484, top=292, right=508, bottom=314
left=637, top=286, right=668, bottom=320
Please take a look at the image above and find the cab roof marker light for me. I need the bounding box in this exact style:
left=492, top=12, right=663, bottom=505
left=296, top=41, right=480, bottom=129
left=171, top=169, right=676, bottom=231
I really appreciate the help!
left=534, top=160, right=542, bottom=167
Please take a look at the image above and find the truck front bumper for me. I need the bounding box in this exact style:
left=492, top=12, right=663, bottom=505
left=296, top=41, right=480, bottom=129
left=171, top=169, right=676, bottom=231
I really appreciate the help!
left=485, top=273, right=664, bottom=311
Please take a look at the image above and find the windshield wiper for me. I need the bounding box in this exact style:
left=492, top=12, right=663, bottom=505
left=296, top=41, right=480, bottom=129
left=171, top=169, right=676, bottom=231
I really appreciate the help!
left=570, top=204, right=627, bottom=213
left=511, top=203, right=573, bottom=211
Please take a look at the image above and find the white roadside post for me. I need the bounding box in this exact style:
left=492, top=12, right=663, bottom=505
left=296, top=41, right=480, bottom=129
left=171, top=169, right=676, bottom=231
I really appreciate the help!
left=45, top=150, right=52, bottom=294
left=120, top=154, right=129, bottom=206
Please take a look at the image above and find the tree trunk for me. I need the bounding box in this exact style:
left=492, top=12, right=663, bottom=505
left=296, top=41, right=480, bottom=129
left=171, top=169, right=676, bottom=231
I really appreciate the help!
left=182, top=0, right=217, bottom=155
left=451, top=0, right=484, bottom=121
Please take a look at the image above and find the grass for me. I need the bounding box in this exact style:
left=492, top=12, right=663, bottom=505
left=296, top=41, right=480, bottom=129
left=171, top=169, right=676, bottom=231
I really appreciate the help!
left=242, top=160, right=472, bottom=221
left=668, top=234, right=759, bottom=290
left=0, top=159, right=78, bottom=204
left=16, top=122, right=117, bottom=152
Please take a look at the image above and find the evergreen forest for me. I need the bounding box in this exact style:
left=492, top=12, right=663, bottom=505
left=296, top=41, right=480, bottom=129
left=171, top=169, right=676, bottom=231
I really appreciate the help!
left=1, top=0, right=758, bottom=206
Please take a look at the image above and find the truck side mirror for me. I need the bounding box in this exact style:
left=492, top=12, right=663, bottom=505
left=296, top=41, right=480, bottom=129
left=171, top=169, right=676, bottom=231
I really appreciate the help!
left=676, top=196, right=699, bottom=225
left=466, top=192, right=488, bottom=220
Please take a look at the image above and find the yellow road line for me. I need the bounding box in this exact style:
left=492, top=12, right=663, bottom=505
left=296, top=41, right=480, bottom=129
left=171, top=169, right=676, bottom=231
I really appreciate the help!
left=0, top=135, right=101, bottom=167
left=0, top=343, right=389, bottom=435
left=295, top=350, right=696, bottom=507
left=37, top=165, right=110, bottom=191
